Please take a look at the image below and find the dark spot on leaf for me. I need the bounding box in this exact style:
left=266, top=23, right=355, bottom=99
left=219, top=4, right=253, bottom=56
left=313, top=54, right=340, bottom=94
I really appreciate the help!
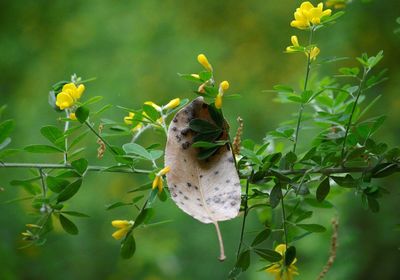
left=226, top=179, right=231, bottom=183
left=182, top=142, right=190, bottom=149
left=187, top=182, right=192, bottom=187
left=228, top=157, right=234, bottom=163
left=214, top=171, right=219, bottom=175
left=184, top=196, right=189, bottom=200
left=215, top=187, right=219, bottom=191
left=172, top=127, right=177, bottom=131
left=173, top=118, right=178, bottom=123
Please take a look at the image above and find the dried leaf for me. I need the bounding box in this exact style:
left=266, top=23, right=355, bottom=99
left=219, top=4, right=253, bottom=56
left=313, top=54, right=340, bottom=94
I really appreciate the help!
left=165, top=97, right=241, bottom=260
left=165, top=97, right=241, bottom=224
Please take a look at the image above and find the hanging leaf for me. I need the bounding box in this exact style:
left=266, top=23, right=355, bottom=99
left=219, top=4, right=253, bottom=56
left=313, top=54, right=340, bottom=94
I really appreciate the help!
left=165, top=97, right=241, bottom=260
left=251, top=228, right=271, bottom=246
left=57, top=179, right=83, bottom=202
left=59, top=214, right=79, bottom=235
left=316, top=177, right=330, bottom=202
left=120, top=235, right=136, bottom=259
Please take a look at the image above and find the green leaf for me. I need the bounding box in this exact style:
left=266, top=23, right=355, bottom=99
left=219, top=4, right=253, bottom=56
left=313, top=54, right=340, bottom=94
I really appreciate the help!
left=132, top=208, right=152, bottom=229
left=24, top=145, right=63, bottom=153
left=304, top=198, right=333, bottom=208
left=71, top=158, right=88, bottom=175
left=40, top=125, right=64, bottom=149
left=236, top=250, right=251, bottom=271
left=142, top=104, right=159, bottom=121
left=60, top=211, right=89, bottom=217
left=127, top=182, right=151, bottom=193
left=192, top=140, right=228, bottom=149
left=75, top=106, right=90, bottom=123
left=192, top=130, right=222, bottom=143
left=197, top=146, right=219, bottom=160
left=295, top=211, right=313, bottom=223
left=149, top=150, right=163, bottom=160
left=46, top=176, right=70, bottom=193
left=106, top=201, right=133, bottom=210
left=371, top=163, right=398, bottom=178
left=285, top=246, right=296, bottom=266
left=367, top=196, right=380, bottom=212
left=57, top=179, right=83, bottom=202
left=208, top=104, right=224, bottom=127
left=316, top=177, right=330, bottom=202
left=331, top=174, right=357, bottom=188
left=189, top=119, right=221, bottom=133
left=123, top=143, right=153, bottom=161
left=285, top=151, right=297, bottom=164
left=254, top=248, right=282, bottom=262
left=0, top=120, right=14, bottom=144
left=297, top=223, right=326, bottom=233
left=120, top=235, right=136, bottom=259
left=251, top=228, right=271, bottom=246
left=59, top=214, right=78, bottom=235
left=269, top=184, right=282, bottom=209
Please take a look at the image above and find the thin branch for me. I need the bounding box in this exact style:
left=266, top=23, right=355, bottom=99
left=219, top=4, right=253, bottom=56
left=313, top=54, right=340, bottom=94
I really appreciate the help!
left=236, top=171, right=253, bottom=259
left=84, top=120, right=119, bottom=155
left=281, top=193, right=289, bottom=248
left=0, top=162, right=151, bottom=174
left=317, top=217, right=339, bottom=280
left=340, top=68, right=368, bottom=162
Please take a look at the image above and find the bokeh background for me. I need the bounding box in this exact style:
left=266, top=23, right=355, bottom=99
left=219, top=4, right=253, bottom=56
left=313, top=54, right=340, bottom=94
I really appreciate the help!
left=1, top=0, right=399, bottom=279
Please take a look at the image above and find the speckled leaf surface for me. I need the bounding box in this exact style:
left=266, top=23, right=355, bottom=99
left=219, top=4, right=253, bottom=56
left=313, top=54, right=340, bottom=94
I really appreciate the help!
left=165, top=97, right=241, bottom=224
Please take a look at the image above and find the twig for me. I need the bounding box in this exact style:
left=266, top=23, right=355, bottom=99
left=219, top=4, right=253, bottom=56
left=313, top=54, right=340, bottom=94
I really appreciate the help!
left=317, top=217, right=339, bottom=280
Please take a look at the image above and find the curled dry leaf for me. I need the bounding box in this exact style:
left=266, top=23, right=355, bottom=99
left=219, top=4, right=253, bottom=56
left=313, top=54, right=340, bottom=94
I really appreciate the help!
left=165, top=97, right=241, bottom=261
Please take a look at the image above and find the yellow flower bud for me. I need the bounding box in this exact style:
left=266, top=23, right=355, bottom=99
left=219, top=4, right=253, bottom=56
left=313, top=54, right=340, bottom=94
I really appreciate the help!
left=158, top=165, right=171, bottom=176
left=215, top=93, right=223, bottom=109
left=69, top=113, right=77, bottom=121
left=26, top=224, right=41, bottom=229
left=220, top=81, right=229, bottom=91
left=144, top=101, right=161, bottom=112
left=191, top=74, right=200, bottom=79
left=291, top=35, right=299, bottom=47
left=197, top=54, right=213, bottom=72
left=124, top=112, right=135, bottom=125
left=112, top=228, right=129, bottom=240
left=111, top=220, right=131, bottom=229
left=165, top=98, right=180, bottom=110
left=309, top=46, right=320, bottom=61
left=152, top=175, right=163, bottom=192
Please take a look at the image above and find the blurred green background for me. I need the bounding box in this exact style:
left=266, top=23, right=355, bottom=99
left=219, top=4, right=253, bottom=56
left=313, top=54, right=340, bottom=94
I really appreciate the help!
left=1, top=0, right=399, bottom=279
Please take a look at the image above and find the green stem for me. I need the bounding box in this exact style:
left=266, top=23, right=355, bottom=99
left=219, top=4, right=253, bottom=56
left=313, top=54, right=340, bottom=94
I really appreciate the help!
left=63, top=110, right=70, bottom=164
left=340, top=69, right=368, bottom=163
left=84, top=120, right=118, bottom=155
left=236, top=171, right=253, bottom=259
left=0, top=162, right=151, bottom=174
left=293, top=28, right=314, bottom=154
left=281, top=193, right=289, bottom=248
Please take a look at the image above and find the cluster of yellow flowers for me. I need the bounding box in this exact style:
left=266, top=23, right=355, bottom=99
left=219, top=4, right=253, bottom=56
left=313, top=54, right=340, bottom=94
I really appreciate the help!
left=286, top=1, right=333, bottom=61
left=55, top=82, right=85, bottom=110
left=111, top=220, right=134, bottom=240
left=197, top=53, right=230, bottom=109
left=152, top=165, right=170, bottom=193
left=123, top=98, right=181, bottom=132
left=290, top=1, right=332, bottom=29
left=266, top=244, right=299, bottom=280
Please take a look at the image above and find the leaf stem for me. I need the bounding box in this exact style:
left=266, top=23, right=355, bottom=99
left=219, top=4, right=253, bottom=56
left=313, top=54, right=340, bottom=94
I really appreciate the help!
left=63, top=110, right=70, bottom=164
left=340, top=68, right=368, bottom=163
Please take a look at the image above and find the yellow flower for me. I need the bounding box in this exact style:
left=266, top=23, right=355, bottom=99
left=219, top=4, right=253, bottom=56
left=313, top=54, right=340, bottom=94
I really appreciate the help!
left=165, top=98, right=181, bottom=110
left=131, top=123, right=143, bottom=133
left=152, top=166, right=170, bottom=193
left=55, top=82, right=85, bottom=110
left=191, top=74, right=200, bottom=79
left=309, top=46, right=320, bottom=60
left=290, top=2, right=332, bottom=30
left=220, top=81, right=229, bottom=91
left=265, top=244, right=299, bottom=280
left=197, top=54, right=213, bottom=72
left=124, top=112, right=135, bottom=125
left=55, top=92, right=75, bottom=110
left=62, top=83, right=85, bottom=100
left=215, top=93, right=223, bottom=109
left=286, top=35, right=301, bottom=53
left=26, top=224, right=41, bottom=229
left=144, top=101, right=161, bottom=112
left=69, top=113, right=77, bottom=121
left=111, top=219, right=133, bottom=240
